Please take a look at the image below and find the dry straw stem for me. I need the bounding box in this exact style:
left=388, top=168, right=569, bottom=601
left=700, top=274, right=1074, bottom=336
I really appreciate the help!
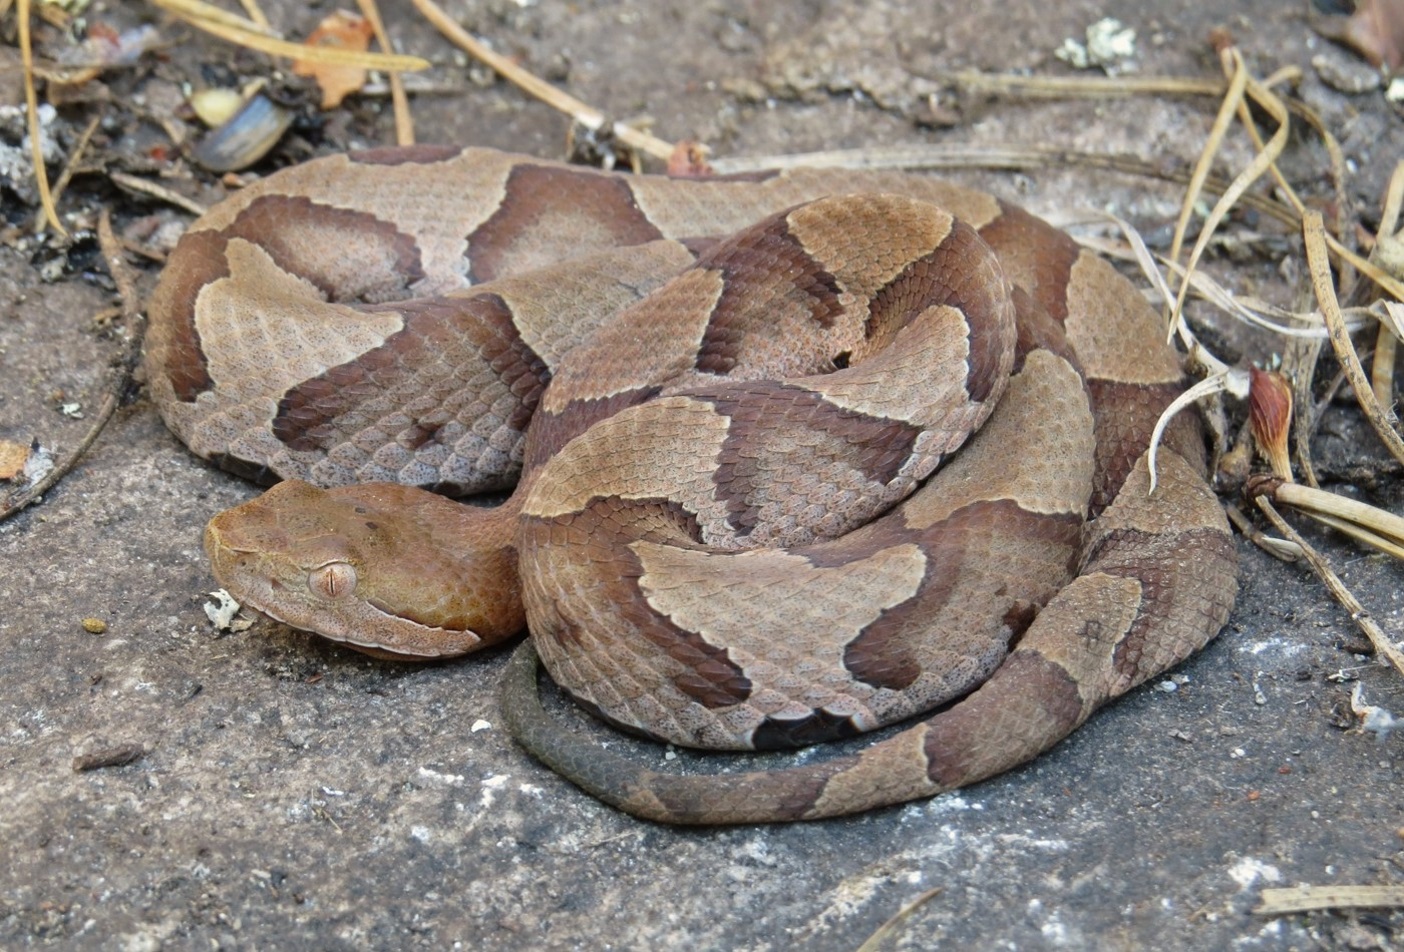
left=1370, top=161, right=1404, bottom=406
left=1253, top=495, right=1404, bottom=677
left=1305, top=210, right=1404, bottom=468
left=409, top=0, right=675, bottom=162
left=1255, top=885, right=1404, bottom=916
left=1266, top=478, right=1404, bottom=562
left=18, top=0, right=65, bottom=236
left=966, top=48, right=1404, bottom=307
left=946, top=70, right=1223, bottom=99
left=234, top=0, right=269, bottom=30
left=0, top=211, right=143, bottom=523
left=1288, top=335, right=1327, bottom=489
left=1166, top=51, right=1250, bottom=267
left=855, top=888, right=943, bottom=952
left=30, top=111, right=101, bottom=233
left=109, top=171, right=208, bottom=217
left=711, top=145, right=1296, bottom=231
left=1145, top=372, right=1248, bottom=494
left=354, top=0, right=414, bottom=145
left=150, top=0, right=430, bottom=72
left=1166, top=50, right=1291, bottom=334
left=1223, top=501, right=1302, bottom=561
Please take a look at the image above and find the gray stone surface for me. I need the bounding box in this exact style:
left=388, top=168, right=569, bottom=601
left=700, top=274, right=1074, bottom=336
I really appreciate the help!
left=2, top=1, right=1402, bottom=949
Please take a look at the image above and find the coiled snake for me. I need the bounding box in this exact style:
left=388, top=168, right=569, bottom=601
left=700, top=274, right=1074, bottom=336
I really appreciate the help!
left=145, top=146, right=1237, bottom=824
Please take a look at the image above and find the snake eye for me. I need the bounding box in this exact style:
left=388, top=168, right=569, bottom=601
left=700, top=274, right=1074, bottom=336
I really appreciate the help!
left=309, top=562, right=357, bottom=600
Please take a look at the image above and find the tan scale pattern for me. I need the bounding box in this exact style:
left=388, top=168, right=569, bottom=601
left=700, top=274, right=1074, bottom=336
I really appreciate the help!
left=523, top=396, right=735, bottom=531
left=542, top=268, right=724, bottom=411
left=901, top=350, right=1095, bottom=528
left=1063, top=252, right=1182, bottom=385
left=783, top=197, right=956, bottom=298
left=799, top=307, right=991, bottom=436
left=631, top=540, right=929, bottom=725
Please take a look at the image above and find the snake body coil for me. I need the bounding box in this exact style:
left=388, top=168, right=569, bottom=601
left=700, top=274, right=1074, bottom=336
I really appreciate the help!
left=146, top=146, right=1237, bottom=823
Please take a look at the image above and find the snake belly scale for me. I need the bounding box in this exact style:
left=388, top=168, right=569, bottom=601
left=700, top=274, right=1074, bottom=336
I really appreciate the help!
left=145, top=145, right=1237, bottom=824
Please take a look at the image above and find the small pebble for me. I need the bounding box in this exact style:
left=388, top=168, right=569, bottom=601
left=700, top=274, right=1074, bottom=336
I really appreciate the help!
left=1311, top=52, right=1381, bottom=95
left=81, top=617, right=107, bottom=634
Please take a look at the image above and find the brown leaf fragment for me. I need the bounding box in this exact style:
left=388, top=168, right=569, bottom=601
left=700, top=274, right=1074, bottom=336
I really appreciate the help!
left=291, top=11, right=376, bottom=109
left=0, top=439, right=31, bottom=481
left=72, top=743, right=145, bottom=772
left=666, top=141, right=714, bottom=178
left=1319, top=0, right=1404, bottom=71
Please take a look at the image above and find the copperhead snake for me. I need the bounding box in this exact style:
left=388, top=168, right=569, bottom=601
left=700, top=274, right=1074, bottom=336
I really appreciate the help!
left=145, top=145, right=1238, bottom=824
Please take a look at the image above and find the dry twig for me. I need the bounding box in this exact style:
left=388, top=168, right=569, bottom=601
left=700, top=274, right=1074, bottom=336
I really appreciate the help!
left=1305, top=211, right=1404, bottom=467
left=855, top=888, right=944, bottom=952
left=356, top=0, right=414, bottom=146
left=30, top=111, right=102, bottom=233
left=0, top=212, right=146, bottom=523
left=408, top=0, right=675, bottom=161
left=18, top=0, right=66, bottom=235
left=1255, top=884, right=1404, bottom=916
left=109, top=172, right=208, bottom=217
left=150, top=0, right=430, bottom=72
left=1252, top=495, right=1404, bottom=677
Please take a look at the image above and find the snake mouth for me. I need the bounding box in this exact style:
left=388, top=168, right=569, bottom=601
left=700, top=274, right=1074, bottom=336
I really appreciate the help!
left=206, top=539, right=486, bottom=660
left=260, top=598, right=486, bottom=661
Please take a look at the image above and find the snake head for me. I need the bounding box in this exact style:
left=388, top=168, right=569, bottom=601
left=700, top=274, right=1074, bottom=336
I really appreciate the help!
left=204, top=479, right=524, bottom=660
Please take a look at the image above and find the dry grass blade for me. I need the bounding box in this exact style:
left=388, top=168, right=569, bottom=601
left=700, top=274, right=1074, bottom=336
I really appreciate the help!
left=947, top=70, right=1223, bottom=98
left=712, top=145, right=1304, bottom=231
left=355, top=0, right=413, bottom=145
left=1223, top=501, right=1302, bottom=561
left=152, top=0, right=280, bottom=36
left=109, top=172, right=207, bottom=217
left=1167, top=51, right=1247, bottom=266
left=1253, top=496, right=1404, bottom=677
left=1168, top=49, right=1289, bottom=331
left=1095, top=214, right=1214, bottom=357
left=1305, top=210, right=1404, bottom=466
left=1382, top=160, right=1404, bottom=239
left=1269, top=480, right=1404, bottom=558
left=1287, top=96, right=1351, bottom=277
left=1171, top=263, right=1367, bottom=338
left=30, top=111, right=101, bottom=233
left=1289, top=334, right=1326, bottom=489
left=855, top=888, right=943, bottom=952
left=235, top=0, right=269, bottom=30
left=1371, top=311, right=1398, bottom=412
left=1146, top=372, right=1247, bottom=492
left=1332, top=236, right=1404, bottom=302
left=1088, top=215, right=1335, bottom=367
left=151, top=0, right=430, bottom=72
left=18, top=0, right=66, bottom=236
left=1255, top=884, right=1404, bottom=915
left=409, top=0, right=675, bottom=161
left=1369, top=160, right=1404, bottom=409
left=0, top=212, right=143, bottom=523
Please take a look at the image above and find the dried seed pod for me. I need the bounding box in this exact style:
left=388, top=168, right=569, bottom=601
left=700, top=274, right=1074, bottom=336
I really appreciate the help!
left=1248, top=367, right=1294, bottom=480
left=190, top=94, right=293, bottom=173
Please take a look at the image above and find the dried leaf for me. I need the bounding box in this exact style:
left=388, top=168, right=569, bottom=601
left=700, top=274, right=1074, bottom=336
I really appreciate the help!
left=292, top=10, right=375, bottom=109
left=666, top=141, right=713, bottom=177
left=1321, top=0, right=1404, bottom=70
left=0, top=439, right=30, bottom=481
